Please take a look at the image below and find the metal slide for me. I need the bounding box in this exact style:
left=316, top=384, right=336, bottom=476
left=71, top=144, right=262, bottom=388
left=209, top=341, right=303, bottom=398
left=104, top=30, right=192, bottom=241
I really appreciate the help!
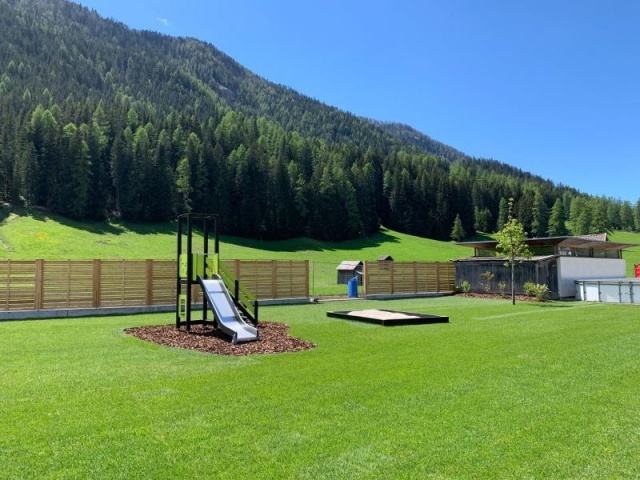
left=198, top=276, right=258, bottom=344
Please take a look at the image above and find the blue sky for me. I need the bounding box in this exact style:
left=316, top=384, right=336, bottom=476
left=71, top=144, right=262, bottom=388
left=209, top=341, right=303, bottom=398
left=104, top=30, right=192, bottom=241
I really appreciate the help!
left=74, top=0, right=639, bottom=203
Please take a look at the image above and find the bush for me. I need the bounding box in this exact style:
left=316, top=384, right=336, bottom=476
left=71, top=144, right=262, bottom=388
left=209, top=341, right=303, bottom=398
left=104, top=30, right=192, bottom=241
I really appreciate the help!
left=524, top=282, right=550, bottom=301
left=459, top=280, right=471, bottom=294
left=498, top=281, right=507, bottom=296
left=480, top=271, right=494, bottom=293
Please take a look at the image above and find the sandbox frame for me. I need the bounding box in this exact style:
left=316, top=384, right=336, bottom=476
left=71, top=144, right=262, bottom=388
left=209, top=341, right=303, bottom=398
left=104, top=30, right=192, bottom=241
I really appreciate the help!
left=327, top=309, right=449, bottom=326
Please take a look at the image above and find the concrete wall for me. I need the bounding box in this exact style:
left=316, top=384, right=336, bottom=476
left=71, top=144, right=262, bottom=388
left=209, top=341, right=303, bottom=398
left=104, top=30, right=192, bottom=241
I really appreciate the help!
left=557, top=257, right=626, bottom=297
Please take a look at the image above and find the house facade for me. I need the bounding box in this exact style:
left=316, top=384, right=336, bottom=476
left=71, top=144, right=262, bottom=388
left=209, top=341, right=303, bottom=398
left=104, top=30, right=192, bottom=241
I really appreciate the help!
left=454, top=234, right=635, bottom=298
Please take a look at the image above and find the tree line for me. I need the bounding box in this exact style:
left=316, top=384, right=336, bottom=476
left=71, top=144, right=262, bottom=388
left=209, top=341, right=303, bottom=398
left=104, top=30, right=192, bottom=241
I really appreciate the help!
left=3, top=99, right=640, bottom=241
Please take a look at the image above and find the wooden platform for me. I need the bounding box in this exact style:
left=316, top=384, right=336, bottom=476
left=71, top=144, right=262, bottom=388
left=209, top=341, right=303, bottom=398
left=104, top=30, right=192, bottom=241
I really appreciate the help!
left=326, top=309, right=449, bottom=326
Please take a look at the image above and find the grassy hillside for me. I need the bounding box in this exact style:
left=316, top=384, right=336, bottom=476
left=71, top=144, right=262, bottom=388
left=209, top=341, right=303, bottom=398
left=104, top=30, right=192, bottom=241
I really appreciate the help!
left=610, top=231, right=640, bottom=276
left=2, top=211, right=638, bottom=276
left=0, top=211, right=468, bottom=263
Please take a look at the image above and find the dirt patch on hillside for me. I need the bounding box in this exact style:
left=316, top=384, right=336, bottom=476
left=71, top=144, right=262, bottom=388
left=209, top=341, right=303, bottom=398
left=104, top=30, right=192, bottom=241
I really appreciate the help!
left=124, top=322, right=315, bottom=356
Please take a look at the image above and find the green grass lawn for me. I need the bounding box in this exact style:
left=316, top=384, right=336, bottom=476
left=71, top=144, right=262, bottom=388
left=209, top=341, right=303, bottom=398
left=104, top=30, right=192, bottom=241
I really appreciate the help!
left=2, top=297, right=639, bottom=479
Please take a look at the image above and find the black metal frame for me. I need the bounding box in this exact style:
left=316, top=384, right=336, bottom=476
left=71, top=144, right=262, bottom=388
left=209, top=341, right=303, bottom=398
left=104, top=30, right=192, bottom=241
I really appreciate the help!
left=176, top=213, right=219, bottom=331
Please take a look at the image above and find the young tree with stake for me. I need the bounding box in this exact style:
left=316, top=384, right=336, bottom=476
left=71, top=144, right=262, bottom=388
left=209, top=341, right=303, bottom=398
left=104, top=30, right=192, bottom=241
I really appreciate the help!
left=495, top=198, right=532, bottom=305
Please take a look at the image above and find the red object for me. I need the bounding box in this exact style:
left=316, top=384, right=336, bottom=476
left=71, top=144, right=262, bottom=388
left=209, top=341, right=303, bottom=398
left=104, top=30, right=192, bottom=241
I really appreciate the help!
left=636, top=264, right=640, bottom=278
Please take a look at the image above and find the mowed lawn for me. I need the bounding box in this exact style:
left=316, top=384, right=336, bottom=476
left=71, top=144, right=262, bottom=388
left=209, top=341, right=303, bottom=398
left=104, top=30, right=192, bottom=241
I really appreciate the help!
left=1, top=296, right=639, bottom=479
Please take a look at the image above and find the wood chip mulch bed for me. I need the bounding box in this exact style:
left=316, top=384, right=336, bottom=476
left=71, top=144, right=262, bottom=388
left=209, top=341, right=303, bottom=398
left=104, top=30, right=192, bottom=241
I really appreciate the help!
left=461, top=292, right=546, bottom=302
left=124, top=322, right=316, bottom=356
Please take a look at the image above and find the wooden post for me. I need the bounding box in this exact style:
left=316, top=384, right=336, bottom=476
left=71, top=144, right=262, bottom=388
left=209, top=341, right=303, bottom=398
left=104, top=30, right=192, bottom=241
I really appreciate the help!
left=272, top=260, right=277, bottom=299
left=389, top=261, right=394, bottom=294
left=145, top=259, right=153, bottom=305
left=304, top=260, right=310, bottom=298
left=436, top=262, right=441, bottom=293
left=363, top=261, right=368, bottom=296
left=93, top=259, right=101, bottom=308
left=35, top=259, right=44, bottom=310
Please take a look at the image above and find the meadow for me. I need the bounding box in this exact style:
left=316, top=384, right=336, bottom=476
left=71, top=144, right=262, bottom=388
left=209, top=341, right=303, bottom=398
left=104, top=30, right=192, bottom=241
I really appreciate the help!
left=0, top=210, right=467, bottom=262
left=2, top=210, right=639, bottom=276
left=1, top=296, right=639, bottom=478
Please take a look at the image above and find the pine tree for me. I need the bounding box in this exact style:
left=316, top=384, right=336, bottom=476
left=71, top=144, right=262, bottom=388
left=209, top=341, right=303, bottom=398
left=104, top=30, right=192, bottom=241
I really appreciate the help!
left=450, top=214, right=466, bottom=242
left=591, top=199, right=610, bottom=233
left=620, top=201, right=635, bottom=231
left=531, top=189, right=549, bottom=237
left=547, top=198, right=568, bottom=236
left=175, top=157, right=192, bottom=214
left=496, top=197, right=509, bottom=232
left=569, top=197, right=591, bottom=235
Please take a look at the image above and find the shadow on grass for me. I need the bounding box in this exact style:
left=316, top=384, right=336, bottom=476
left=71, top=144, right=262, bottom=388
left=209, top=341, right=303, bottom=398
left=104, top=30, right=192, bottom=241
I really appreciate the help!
left=222, top=229, right=401, bottom=253
left=6, top=207, right=405, bottom=253
left=24, top=208, right=176, bottom=236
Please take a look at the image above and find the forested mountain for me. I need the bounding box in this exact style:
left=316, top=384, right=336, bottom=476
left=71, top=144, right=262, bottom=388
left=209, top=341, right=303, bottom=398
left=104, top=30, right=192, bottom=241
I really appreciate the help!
left=1, top=0, right=639, bottom=241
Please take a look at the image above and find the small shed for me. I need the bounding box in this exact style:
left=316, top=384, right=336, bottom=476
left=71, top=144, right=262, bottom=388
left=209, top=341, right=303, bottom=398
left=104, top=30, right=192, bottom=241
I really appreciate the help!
left=378, top=255, right=394, bottom=262
left=336, top=261, right=363, bottom=285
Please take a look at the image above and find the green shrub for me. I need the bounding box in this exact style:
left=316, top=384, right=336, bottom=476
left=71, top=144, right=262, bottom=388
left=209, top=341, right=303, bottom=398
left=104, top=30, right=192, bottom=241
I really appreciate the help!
left=524, top=282, right=550, bottom=301
left=459, top=280, right=471, bottom=294
left=480, top=271, right=494, bottom=293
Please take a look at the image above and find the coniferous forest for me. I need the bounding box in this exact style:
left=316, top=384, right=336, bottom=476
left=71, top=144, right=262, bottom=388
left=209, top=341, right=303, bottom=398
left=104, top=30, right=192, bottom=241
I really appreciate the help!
left=1, top=0, right=639, bottom=241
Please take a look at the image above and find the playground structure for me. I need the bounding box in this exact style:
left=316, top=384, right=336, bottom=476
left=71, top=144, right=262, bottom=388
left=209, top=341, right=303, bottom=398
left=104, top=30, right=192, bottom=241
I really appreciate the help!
left=176, top=213, right=259, bottom=344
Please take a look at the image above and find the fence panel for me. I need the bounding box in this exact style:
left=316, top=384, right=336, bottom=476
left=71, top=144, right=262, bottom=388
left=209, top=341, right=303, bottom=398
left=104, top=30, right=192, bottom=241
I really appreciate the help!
left=99, top=260, right=148, bottom=307
left=223, top=260, right=309, bottom=299
left=364, top=261, right=455, bottom=295
left=150, top=260, right=177, bottom=306
left=0, top=260, right=37, bottom=311
left=41, top=260, right=94, bottom=309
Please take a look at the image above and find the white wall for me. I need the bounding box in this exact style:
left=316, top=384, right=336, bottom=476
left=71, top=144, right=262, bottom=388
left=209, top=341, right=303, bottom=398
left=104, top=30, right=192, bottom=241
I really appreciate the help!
left=557, top=257, right=626, bottom=297
left=576, top=279, right=640, bottom=303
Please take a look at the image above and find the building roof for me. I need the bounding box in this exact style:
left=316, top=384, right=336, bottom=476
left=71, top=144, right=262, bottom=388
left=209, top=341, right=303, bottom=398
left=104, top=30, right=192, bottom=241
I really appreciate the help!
left=336, top=261, right=363, bottom=271
left=377, top=255, right=394, bottom=261
left=453, top=255, right=557, bottom=263
left=456, top=234, right=637, bottom=253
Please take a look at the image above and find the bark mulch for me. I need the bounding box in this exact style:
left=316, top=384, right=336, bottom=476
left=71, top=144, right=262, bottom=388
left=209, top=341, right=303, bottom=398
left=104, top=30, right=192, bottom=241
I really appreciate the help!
left=124, top=321, right=315, bottom=356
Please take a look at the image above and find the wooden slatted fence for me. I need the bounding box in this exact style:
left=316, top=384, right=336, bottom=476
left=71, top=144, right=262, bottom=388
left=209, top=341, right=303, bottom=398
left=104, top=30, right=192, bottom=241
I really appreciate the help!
left=364, top=261, right=455, bottom=296
left=222, top=260, right=309, bottom=300
left=0, top=259, right=309, bottom=313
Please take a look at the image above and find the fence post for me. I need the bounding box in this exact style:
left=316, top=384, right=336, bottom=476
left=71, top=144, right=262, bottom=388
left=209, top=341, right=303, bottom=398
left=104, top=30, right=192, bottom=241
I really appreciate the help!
left=272, top=260, right=277, bottom=299
left=35, top=259, right=44, bottom=310
left=304, top=260, right=310, bottom=298
left=390, top=261, right=395, bottom=294
left=363, top=261, right=368, bottom=296
left=145, top=259, right=153, bottom=305
left=93, top=259, right=101, bottom=308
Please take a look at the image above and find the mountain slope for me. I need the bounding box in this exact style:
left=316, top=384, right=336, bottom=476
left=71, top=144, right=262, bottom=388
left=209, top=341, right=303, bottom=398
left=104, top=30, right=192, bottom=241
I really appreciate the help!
left=1, top=0, right=633, bottom=242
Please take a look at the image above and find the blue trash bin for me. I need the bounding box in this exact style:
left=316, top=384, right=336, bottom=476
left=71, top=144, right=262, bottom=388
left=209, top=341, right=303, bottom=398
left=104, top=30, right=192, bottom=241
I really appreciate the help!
left=347, top=277, right=358, bottom=298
